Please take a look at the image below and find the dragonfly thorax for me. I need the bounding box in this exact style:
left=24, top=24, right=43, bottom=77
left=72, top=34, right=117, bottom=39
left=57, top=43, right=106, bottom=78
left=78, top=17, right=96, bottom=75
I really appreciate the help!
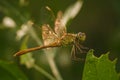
left=59, top=33, right=76, bottom=46
left=59, top=32, right=86, bottom=46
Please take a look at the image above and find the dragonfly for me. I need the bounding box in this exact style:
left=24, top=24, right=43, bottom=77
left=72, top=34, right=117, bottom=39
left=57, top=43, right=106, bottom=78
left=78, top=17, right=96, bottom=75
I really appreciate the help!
left=14, top=11, right=87, bottom=61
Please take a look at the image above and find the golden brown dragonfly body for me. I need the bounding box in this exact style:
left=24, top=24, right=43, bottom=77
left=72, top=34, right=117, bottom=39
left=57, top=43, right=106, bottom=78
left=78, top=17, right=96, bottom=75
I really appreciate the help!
left=14, top=11, right=87, bottom=60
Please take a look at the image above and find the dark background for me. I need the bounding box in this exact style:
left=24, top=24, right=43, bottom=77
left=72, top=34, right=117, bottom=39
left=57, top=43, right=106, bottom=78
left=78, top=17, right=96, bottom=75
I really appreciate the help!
left=0, top=0, right=120, bottom=80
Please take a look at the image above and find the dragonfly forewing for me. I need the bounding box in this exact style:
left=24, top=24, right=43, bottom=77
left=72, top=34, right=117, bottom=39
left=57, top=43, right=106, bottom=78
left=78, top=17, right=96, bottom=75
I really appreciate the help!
left=54, top=11, right=66, bottom=37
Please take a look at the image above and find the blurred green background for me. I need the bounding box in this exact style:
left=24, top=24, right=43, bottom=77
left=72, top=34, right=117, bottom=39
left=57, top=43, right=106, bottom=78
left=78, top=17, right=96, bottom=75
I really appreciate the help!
left=0, top=0, right=120, bottom=80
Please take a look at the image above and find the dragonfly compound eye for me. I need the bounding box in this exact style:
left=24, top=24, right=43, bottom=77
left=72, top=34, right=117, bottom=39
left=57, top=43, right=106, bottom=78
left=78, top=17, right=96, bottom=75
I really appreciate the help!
left=77, top=32, right=86, bottom=42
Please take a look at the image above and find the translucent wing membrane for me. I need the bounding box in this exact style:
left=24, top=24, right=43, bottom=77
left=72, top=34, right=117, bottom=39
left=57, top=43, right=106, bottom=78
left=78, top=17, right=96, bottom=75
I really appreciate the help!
left=42, top=24, right=58, bottom=45
left=54, top=11, right=66, bottom=37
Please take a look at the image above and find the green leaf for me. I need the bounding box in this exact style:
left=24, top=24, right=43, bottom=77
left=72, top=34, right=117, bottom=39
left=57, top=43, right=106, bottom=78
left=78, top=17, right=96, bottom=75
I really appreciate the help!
left=82, top=49, right=119, bottom=80
left=0, top=60, right=28, bottom=80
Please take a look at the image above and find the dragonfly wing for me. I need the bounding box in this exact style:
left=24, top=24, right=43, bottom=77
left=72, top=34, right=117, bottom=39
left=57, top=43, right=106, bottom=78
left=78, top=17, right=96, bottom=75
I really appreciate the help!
left=54, top=11, right=67, bottom=37
left=42, top=24, right=58, bottom=45
left=71, top=45, right=76, bottom=60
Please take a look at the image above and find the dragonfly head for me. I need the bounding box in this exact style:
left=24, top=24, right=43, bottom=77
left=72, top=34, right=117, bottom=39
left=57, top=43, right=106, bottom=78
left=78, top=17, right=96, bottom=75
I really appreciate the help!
left=77, top=32, right=86, bottom=42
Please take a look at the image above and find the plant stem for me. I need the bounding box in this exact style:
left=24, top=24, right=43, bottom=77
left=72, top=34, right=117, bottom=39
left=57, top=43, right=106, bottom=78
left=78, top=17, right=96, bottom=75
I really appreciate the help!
left=33, top=64, right=56, bottom=80
left=46, top=53, right=63, bottom=80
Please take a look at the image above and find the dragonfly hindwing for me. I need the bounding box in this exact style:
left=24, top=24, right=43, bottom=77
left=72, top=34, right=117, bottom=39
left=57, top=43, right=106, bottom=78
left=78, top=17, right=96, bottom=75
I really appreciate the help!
left=42, top=24, right=58, bottom=45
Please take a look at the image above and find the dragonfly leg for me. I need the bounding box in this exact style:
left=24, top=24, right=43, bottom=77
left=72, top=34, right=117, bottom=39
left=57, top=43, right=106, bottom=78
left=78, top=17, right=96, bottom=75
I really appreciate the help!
left=78, top=44, right=89, bottom=53
left=71, top=54, right=84, bottom=61
left=71, top=45, right=84, bottom=61
left=79, top=44, right=89, bottom=50
left=72, top=56, right=84, bottom=61
left=74, top=43, right=83, bottom=53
